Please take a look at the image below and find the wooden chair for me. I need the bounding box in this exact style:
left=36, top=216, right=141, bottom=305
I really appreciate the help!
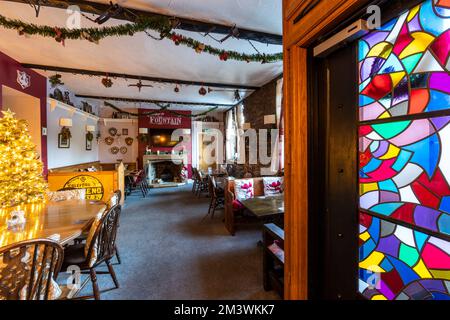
left=61, top=204, right=122, bottom=300
left=0, top=239, right=64, bottom=300
left=202, top=175, right=225, bottom=221
left=191, top=167, right=199, bottom=193
left=74, top=190, right=122, bottom=265
left=129, top=170, right=148, bottom=198
left=194, top=170, right=209, bottom=197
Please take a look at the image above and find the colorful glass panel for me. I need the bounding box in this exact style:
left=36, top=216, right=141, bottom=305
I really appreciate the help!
left=359, top=212, right=450, bottom=300
left=359, top=116, right=450, bottom=235
left=358, top=0, right=450, bottom=300
left=359, top=0, right=450, bottom=121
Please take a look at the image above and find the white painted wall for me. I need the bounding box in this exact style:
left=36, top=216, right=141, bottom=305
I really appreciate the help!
left=2, top=86, right=42, bottom=158
left=46, top=104, right=99, bottom=169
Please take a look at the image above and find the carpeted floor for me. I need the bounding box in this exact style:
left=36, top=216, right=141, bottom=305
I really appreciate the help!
left=74, top=185, right=279, bottom=300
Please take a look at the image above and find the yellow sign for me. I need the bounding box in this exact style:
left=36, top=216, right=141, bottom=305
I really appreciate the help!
left=63, top=175, right=104, bottom=200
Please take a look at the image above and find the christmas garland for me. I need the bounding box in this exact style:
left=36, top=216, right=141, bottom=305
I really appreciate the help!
left=104, top=102, right=218, bottom=118
left=0, top=14, right=282, bottom=63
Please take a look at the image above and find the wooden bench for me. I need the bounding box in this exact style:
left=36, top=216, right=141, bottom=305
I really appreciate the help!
left=224, top=177, right=266, bottom=236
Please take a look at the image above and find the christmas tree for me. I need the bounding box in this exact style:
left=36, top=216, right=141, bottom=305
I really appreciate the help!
left=0, top=109, right=47, bottom=208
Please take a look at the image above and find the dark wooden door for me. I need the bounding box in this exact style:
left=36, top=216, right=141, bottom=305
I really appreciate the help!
left=309, top=43, right=359, bottom=299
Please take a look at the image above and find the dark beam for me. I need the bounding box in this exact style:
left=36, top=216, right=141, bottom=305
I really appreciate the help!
left=22, top=64, right=259, bottom=90
left=75, top=94, right=235, bottom=108
left=3, top=0, right=282, bottom=45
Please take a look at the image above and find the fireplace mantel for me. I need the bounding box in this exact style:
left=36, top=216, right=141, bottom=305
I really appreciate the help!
left=143, top=154, right=187, bottom=163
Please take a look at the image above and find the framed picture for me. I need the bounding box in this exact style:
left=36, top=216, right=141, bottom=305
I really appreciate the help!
left=86, top=137, right=93, bottom=151
left=58, top=133, right=70, bottom=148
left=122, top=128, right=129, bottom=136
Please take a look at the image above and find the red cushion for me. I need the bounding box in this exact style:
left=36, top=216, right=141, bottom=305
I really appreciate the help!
left=232, top=200, right=244, bottom=211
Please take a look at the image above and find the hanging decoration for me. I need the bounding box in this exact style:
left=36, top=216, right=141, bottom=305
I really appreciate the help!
left=195, top=43, right=205, bottom=54
left=54, top=27, right=65, bottom=46
left=104, top=136, right=114, bottom=145
left=125, top=137, right=134, bottom=146
left=199, top=87, right=207, bottom=96
left=0, top=14, right=283, bottom=63
left=128, top=79, right=153, bottom=92
left=60, top=126, right=72, bottom=140
left=110, top=146, right=119, bottom=155
left=108, top=127, right=118, bottom=136
left=219, top=52, right=229, bottom=61
left=174, top=84, right=180, bottom=93
left=86, top=131, right=94, bottom=142
left=0, top=110, right=47, bottom=208
left=102, top=76, right=113, bottom=88
left=49, top=74, right=64, bottom=88
left=104, top=101, right=218, bottom=118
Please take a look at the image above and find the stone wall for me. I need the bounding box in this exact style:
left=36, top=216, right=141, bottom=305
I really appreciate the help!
left=234, top=77, right=280, bottom=178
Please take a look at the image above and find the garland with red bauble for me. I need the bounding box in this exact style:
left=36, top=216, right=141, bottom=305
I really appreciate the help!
left=0, top=13, right=282, bottom=63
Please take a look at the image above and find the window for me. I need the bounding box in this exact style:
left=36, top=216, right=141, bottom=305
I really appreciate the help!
left=225, top=109, right=237, bottom=162
left=358, top=0, right=450, bottom=300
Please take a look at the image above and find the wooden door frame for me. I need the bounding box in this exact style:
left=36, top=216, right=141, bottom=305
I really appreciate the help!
left=282, top=0, right=372, bottom=300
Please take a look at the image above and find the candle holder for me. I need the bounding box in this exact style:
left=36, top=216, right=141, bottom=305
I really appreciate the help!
left=7, top=210, right=26, bottom=231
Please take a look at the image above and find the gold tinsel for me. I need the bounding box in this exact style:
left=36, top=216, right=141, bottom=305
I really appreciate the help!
left=0, top=109, right=47, bottom=208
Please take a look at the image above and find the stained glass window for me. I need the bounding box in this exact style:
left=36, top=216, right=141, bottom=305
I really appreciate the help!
left=359, top=0, right=450, bottom=121
left=358, top=0, right=450, bottom=300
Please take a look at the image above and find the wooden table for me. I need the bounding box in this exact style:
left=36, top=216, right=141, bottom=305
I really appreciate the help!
left=240, top=195, right=285, bottom=218
left=0, top=200, right=106, bottom=248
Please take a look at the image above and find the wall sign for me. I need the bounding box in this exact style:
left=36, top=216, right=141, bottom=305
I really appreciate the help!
left=16, top=70, right=31, bottom=89
left=63, top=175, right=104, bottom=200
left=148, top=113, right=182, bottom=126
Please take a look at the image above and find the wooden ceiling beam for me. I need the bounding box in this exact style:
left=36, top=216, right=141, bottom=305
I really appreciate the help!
left=22, top=64, right=259, bottom=90
left=3, top=0, right=282, bottom=45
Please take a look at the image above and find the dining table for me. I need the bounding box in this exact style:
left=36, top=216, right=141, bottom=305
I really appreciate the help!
left=0, top=200, right=107, bottom=248
left=240, top=194, right=285, bottom=218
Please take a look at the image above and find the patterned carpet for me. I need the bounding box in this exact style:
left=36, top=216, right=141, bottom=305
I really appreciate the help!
left=68, top=185, right=279, bottom=300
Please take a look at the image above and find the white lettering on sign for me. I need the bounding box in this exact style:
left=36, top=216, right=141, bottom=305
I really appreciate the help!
left=148, top=114, right=182, bottom=126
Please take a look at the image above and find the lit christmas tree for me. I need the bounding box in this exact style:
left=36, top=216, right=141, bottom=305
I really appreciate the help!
left=0, top=109, right=47, bottom=208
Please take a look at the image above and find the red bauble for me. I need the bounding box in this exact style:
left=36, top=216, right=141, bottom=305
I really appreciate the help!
left=219, top=52, right=229, bottom=61
left=171, top=34, right=182, bottom=45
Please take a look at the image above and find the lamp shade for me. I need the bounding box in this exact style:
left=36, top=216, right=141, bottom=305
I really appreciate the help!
left=139, top=128, right=148, bottom=134
left=86, top=125, right=96, bottom=132
left=59, top=118, right=73, bottom=127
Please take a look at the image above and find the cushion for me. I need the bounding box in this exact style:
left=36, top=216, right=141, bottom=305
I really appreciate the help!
left=47, top=189, right=86, bottom=202
left=234, top=179, right=254, bottom=201
left=110, top=193, right=119, bottom=207
left=84, top=207, right=108, bottom=267
left=232, top=199, right=244, bottom=211
left=263, top=177, right=284, bottom=196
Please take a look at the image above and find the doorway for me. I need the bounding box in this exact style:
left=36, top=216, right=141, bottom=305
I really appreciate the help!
left=309, top=43, right=359, bottom=299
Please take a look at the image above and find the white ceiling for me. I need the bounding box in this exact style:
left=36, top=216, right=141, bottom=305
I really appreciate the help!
left=0, top=0, right=283, bottom=109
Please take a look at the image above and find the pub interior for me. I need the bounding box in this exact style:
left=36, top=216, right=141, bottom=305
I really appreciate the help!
left=0, top=0, right=449, bottom=302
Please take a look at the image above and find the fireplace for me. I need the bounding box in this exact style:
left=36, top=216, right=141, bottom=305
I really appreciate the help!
left=143, top=154, right=188, bottom=187
left=154, top=161, right=182, bottom=182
